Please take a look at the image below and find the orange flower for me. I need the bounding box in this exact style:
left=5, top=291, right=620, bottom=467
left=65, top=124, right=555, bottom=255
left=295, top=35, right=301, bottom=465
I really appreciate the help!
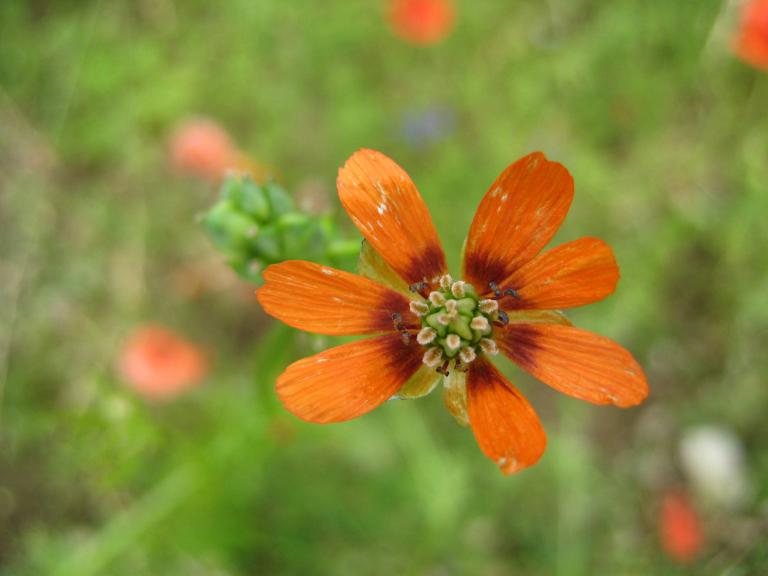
left=256, top=150, right=648, bottom=474
left=118, top=325, right=208, bottom=401
left=734, top=0, right=768, bottom=70
left=389, top=0, right=455, bottom=45
left=659, top=490, right=704, bottom=564
left=169, top=118, right=262, bottom=181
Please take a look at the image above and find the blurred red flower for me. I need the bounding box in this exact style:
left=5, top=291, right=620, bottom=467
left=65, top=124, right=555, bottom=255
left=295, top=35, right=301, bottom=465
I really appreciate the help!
left=118, top=325, right=208, bottom=401
left=659, top=490, right=704, bottom=564
left=389, top=0, right=455, bottom=45
left=734, top=0, right=768, bottom=70
left=169, top=118, right=257, bottom=181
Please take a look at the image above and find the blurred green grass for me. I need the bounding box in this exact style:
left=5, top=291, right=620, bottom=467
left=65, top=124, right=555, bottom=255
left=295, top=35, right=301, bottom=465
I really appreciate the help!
left=2, top=0, right=768, bottom=574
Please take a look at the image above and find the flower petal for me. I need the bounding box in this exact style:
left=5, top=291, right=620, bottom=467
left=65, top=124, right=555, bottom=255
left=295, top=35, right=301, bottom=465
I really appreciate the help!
left=257, top=260, right=416, bottom=335
left=498, top=323, right=648, bottom=407
left=506, top=309, right=572, bottom=326
left=338, top=149, right=447, bottom=286
left=462, top=152, right=574, bottom=294
left=467, top=358, right=547, bottom=474
left=499, top=238, right=619, bottom=310
left=276, top=334, right=423, bottom=423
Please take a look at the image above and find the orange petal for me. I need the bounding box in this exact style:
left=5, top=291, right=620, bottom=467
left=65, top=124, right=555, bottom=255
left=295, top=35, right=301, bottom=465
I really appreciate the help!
left=499, top=238, right=619, bottom=310
left=505, top=309, right=572, bottom=326
left=338, top=149, right=447, bottom=286
left=276, top=334, right=423, bottom=423
left=498, top=323, right=648, bottom=407
left=467, top=358, right=547, bottom=474
left=462, top=152, right=574, bottom=294
left=257, top=260, right=416, bottom=335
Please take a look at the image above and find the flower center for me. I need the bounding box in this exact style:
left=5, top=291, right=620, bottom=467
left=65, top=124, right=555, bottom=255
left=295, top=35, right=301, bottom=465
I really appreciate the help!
left=409, top=274, right=500, bottom=372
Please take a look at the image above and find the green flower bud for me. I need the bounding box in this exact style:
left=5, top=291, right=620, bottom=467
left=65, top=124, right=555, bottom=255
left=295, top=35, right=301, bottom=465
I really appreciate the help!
left=203, top=201, right=257, bottom=255
left=263, top=181, right=293, bottom=217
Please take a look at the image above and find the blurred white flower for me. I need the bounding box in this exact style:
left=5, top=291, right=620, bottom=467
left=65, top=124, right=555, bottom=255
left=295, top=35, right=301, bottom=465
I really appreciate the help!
left=679, top=425, right=752, bottom=509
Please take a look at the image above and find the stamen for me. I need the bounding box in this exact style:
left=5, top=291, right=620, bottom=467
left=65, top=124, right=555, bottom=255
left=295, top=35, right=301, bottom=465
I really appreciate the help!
left=409, top=281, right=427, bottom=294
left=459, top=346, right=476, bottom=364
left=409, top=300, right=430, bottom=316
left=488, top=281, right=502, bottom=299
left=478, top=299, right=498, bottom=315
left=479, top=338, right=499, bottom=355
left=451, top=281, right=466, bottom=298
left=439, top=274, right=453, bottom=290
left=445, top=334, right=461, bottom=351
left=436, top=360, right=451, bottom=376
left=444, top=299, right=458, bottom=316
left=504, top=288, right=521, bottom=299
left=496, top=310, right=509, bottom=326
left=422, top=347, right=444, bottom=367
left=470, top=316, right=489, bottom=331
left=429, top=291, right=446, bottom=306
left=417, top=327, right=437, bottom=345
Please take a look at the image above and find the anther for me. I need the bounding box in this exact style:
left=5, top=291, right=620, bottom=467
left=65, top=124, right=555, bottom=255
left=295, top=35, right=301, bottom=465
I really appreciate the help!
left=409, top=300, right=430, bottom=316
left=479, top=338, right=499, bottom=355
left=488, top=281, right=502, bottom=299
left=459, top=346, right=476, bottom=364
left=417, top=327, right=437, bottom=345
left=496, top=310, right=509, bottom=326
left=391, top=312, right=405, bottom=331
left=504, top=288, right=521, bottom=299
left=429, top=291, right=446, bottom=307
left=470, top=316, right=490, bottom=331
left=451, top=281, right=466, bottom=298
left=439, top=274, right=453, bottom=290
left=445, top=334, right=461, bottom=351
left=409, top=281, right=427, bottom=294
left=423, top=347, right=444, bottom=368
left=478, top=299, right=499, bottom=315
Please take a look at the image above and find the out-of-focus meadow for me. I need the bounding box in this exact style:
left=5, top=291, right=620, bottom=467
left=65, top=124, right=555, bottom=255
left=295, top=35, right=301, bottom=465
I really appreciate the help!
left=2, top=0, right=768, bottom=574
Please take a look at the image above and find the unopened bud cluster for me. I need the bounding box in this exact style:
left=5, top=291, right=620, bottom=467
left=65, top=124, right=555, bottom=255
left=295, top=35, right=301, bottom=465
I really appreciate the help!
left=409, top=274, right=500, bottom=369
left=203, top=176, right=358, bottom=283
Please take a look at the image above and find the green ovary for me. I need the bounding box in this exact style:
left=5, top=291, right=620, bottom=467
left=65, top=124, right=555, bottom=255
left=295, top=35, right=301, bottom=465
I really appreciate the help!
left=417, top=278, right=495, bottom=362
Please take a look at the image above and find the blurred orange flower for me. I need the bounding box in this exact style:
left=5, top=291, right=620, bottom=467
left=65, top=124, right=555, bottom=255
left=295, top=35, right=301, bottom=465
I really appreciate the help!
left=257, top=149, right=648, bottom=474
left=734, top=0, right=768, bottom=71
left=659, top=490, right=704, bottom=564
left=169, top=118, right=263, bottom=181
left=389, top=0, right=455, bottom=45
left=118, top=325, right=208, bottom=401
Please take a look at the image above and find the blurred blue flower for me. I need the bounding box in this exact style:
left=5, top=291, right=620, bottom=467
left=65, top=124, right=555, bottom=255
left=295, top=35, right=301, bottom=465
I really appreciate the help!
left=399, top=105, right=457, bottom=150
